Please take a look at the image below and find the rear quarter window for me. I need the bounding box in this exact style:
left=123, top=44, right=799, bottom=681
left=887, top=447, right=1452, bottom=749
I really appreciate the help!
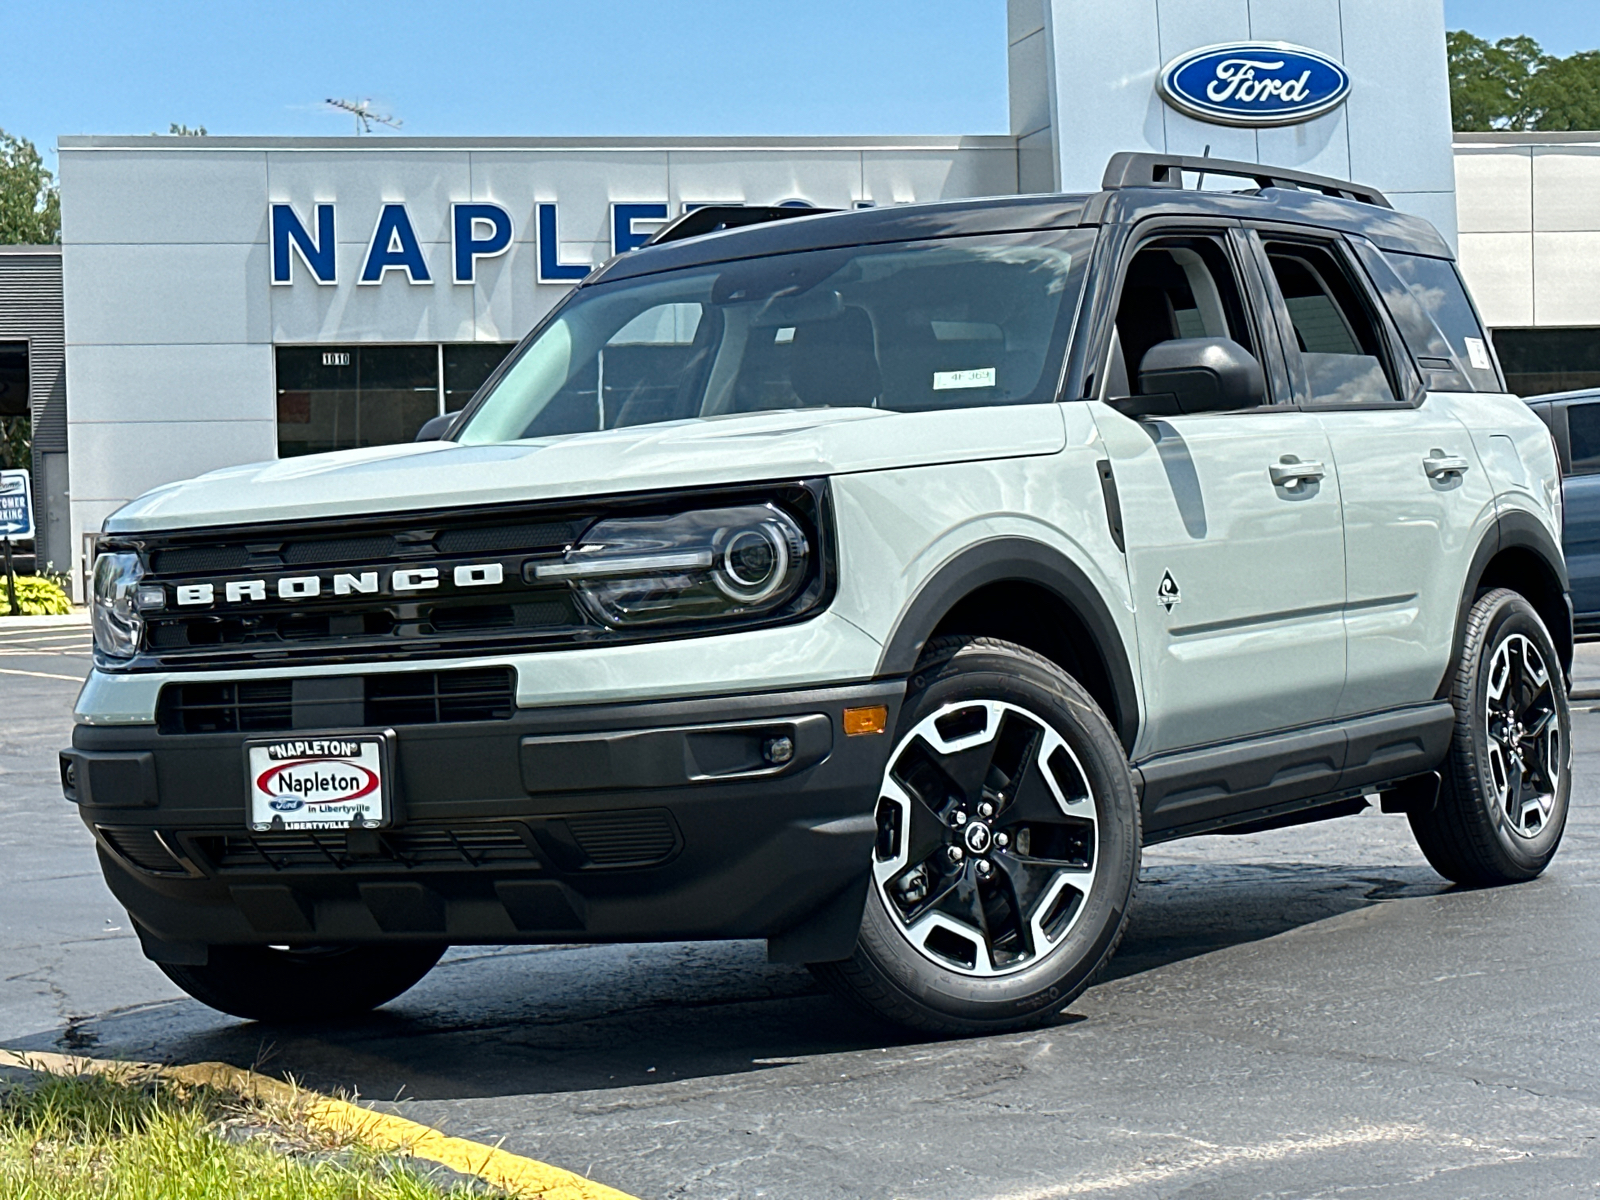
left=1383, top=251, right=1504, bottom=392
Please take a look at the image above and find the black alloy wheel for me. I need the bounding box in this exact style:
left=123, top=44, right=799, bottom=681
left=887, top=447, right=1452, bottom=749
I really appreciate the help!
left=872, top=694, right=1100, bottom=977
left=812, top=636, right=1139, bottom=1033
left=1411, top=588, right=1571, bottom=885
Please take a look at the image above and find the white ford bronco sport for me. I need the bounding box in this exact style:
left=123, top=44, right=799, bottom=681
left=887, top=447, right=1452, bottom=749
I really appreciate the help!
left=65, top=153, right=1572, bottom=1033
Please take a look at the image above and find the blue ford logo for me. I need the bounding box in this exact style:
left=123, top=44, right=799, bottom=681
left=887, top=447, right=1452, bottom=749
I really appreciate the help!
left=1159, top=42, right=1351, bottom=128
left=269, top=797, right=305, bottom=812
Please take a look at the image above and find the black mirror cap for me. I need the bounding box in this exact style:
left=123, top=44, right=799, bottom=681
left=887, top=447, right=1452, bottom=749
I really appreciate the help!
left=1124, top=337, right=1267, bottom=418
left=414, top=413, right=457, bottom=442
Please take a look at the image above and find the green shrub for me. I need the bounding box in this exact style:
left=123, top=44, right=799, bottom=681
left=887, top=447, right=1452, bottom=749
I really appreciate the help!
left=0, top=573, right=72, bottom=616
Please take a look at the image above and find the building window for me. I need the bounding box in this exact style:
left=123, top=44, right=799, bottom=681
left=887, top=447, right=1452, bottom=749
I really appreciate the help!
left=0, top=341, right=27, bottom=418
left=276, top=343, right=516, bottom=458
left=1492, top=327, right=1600, bottom=399
left=444, top=344, right=516, bottom=413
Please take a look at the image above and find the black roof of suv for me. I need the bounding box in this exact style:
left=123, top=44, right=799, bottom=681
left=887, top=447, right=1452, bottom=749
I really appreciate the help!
left=595, top=152, right=1453, bottom=286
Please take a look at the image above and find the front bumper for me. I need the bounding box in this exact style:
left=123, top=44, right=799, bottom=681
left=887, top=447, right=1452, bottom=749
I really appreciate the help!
left=64, top=680, right=904, bottom=965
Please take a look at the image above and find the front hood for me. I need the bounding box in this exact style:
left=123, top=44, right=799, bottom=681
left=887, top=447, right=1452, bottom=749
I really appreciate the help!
left=105, top=406, right=1066, bottom=533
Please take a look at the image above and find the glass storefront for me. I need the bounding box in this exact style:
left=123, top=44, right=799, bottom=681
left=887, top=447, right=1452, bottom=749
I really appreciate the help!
left=275, top=343, right=515, bottom=458
left=1492, top=327, right=1600, bottom=399
left=443, top=344, right=515, bottom=413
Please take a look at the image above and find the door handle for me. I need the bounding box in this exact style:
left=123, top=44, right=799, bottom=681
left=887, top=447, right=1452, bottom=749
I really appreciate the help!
left=1424, top=452, right=1470, bottom=478
left=1270, top=458, right=1326, bottom=489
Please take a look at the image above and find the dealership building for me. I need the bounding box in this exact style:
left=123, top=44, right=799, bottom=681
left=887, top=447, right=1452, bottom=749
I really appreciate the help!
left=4, top=0, right=1598, bottom=596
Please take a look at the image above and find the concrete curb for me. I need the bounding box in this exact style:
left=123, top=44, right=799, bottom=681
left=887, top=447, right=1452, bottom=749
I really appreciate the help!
left=0, top=610, right=89, bottom=629
left=0, top=1047, right=638, bottom=1200
left=1571, top=687, right=1600, bottom=701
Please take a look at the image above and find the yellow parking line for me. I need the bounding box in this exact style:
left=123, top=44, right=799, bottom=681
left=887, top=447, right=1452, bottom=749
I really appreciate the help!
left=0, top=1048, right=638, bottom=1200
left=0, top=665, right=83, bottom=682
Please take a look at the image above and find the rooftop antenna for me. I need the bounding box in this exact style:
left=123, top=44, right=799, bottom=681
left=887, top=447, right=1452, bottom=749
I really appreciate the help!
left=325, top=98, right=403, bottom=134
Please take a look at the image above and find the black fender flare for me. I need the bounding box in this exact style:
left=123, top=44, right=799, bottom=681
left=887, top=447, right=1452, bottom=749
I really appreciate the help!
left=1440, top=510, right=1572, bottom=697
left=875, top=537, right=1141, bottom=751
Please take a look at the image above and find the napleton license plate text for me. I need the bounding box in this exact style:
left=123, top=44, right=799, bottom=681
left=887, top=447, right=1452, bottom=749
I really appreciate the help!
left=246, top=738, right=386, bottom=831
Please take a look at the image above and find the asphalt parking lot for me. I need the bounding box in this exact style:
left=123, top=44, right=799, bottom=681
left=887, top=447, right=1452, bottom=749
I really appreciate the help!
left=6, top=621, right=1600, bottom=1198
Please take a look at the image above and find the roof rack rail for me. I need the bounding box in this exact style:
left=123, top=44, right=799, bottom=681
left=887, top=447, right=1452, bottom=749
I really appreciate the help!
left=1101, top=152, right=1391, bottom=209
left=644, top=204, right=837, bottom=247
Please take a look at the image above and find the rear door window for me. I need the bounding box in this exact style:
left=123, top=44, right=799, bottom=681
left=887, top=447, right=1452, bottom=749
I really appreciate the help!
left=1260, top=240, right=1406, bottom=406
left=1383, top=252, right=1504, bottom=393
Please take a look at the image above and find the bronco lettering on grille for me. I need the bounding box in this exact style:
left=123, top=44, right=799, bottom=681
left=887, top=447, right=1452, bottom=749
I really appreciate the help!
left=166, top=562, right=508, bottom=607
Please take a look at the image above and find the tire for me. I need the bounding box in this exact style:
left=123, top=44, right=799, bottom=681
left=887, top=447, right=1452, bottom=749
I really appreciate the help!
left=158, top=943, right=445, bottom=1022
left=811, top=636, right=1140, bottom=1034
left=1410, top=588, right=1571, bottom=886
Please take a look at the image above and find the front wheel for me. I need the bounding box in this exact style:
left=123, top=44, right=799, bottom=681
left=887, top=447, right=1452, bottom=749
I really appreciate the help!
left=158, top=943, right=445, bottom=1022
left=811, top=636, right=1140, bottom=1034
left=1410, top=588, right=1571, bottom=885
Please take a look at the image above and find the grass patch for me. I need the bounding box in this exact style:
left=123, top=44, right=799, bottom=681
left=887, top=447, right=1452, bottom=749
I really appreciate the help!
left=0, top=1065, right=489, bottom=1199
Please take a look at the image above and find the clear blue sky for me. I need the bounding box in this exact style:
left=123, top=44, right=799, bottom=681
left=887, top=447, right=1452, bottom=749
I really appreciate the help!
left=4, top=1, right=1594, bottom=165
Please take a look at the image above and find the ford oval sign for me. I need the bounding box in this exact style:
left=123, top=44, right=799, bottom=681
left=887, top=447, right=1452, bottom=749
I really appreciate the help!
left=1159, top=42, right=1351, bottom=128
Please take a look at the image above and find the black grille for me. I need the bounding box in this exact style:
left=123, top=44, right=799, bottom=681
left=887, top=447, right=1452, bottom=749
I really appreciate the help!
left=366, top=668, right=517, bottom=726
left=435, top=522, right=577, bottom=555
left=157, top=668, right=515, bottom=734
left=98, top=827, right=189, bottom=875
left=283, top=535, right=397, bottom=564
left=109, top=483, right=829, bottom=670
left=195, top=825, right=537, bottom=871
left=130, top=506, right=596, bottom=666
left=157, top=680, right=294, bottom=734
left=565, top=810, right=679, bottom=866
left=151, top=545, right=250, bottom=574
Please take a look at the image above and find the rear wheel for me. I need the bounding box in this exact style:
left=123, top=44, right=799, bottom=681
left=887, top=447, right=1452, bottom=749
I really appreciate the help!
left=1410, top=588, right=1571, bottom=885
left=158, top=943, right=445, bottom=1022
left=812, top=636, right=1139, bottom=1033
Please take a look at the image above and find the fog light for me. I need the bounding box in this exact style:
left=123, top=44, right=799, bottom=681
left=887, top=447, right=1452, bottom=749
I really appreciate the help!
left=843, top=705, right=888, bottom=736
left=763, top=735, right=795, bottom=765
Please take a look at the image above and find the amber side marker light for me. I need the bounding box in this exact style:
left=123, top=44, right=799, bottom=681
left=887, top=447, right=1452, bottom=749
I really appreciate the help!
left=843, top=705, right=889, bottom=736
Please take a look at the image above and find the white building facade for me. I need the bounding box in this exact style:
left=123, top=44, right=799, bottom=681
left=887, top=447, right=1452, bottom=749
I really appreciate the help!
left=47, top=0, right=1599, bottom=593
left=1454, top=131, right=1600, bottom=397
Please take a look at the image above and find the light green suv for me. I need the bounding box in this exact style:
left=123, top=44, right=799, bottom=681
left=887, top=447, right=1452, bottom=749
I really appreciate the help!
left=69, top=154, right=1570, bottom=1033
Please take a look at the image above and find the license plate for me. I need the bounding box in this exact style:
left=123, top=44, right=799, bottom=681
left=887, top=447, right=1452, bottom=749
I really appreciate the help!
left=246, top=736, right=388, bottom=831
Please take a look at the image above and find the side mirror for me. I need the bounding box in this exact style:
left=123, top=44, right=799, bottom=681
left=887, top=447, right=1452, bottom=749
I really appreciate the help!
left=1108, top=337, right=1267, bottom=420
left=414, top=413, right=456, bottom=442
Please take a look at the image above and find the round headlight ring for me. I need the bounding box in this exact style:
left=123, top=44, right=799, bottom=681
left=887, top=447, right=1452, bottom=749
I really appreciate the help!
left=716, top=521, right=791, bottom=603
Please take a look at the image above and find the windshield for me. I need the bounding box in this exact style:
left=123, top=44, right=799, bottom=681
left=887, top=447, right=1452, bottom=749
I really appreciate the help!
left=456, top=230, right=1094, bottom=444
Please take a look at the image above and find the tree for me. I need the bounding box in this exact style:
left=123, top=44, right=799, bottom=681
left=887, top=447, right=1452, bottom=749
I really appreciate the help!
left=1525, top=50, right=1600, bottom=131
left=0, top=416, right=28, bottom=471
left=0, top=130, right=54, bottom=479
left=1450, top=31, right=1600, bottom=132
left=0, top=129, right=59, bottom=244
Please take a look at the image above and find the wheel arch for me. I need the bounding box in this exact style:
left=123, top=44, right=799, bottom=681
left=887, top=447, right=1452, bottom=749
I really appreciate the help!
left=875, top=538, right=1140, bottom=752
left=1441, top=510, right=1573, bottom=697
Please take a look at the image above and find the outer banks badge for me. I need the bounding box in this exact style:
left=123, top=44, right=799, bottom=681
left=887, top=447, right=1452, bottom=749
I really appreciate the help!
left=1158, top=571, right=1182, bottom=612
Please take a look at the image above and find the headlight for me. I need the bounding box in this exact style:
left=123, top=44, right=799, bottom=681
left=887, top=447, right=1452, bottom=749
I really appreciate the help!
left=537, top=504, right=811, bottom=627
left=91, top=552, right=146, bottom=658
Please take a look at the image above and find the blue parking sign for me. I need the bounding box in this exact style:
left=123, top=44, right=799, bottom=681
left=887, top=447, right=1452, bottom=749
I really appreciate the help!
left=0, top=470, right=34, bottom=540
